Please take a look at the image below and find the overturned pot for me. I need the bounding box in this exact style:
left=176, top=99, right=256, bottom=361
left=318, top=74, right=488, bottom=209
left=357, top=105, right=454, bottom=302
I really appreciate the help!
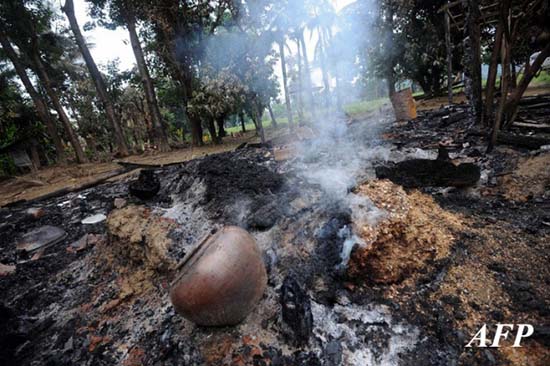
left=170, top=226, right=267, bottom=326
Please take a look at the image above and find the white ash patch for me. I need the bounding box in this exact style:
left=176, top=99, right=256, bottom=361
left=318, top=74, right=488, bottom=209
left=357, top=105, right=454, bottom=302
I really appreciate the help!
left=311, top=301, right=419, bottom=366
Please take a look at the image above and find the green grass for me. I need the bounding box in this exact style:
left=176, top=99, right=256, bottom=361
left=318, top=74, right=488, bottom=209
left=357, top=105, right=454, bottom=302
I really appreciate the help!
left=342, top=98, right=390, bottom=117
left=225, top=99, right=392, bottom=133
left=225, top=117, right=289, bottom=134
left=530, top=71, right=550, bottom=86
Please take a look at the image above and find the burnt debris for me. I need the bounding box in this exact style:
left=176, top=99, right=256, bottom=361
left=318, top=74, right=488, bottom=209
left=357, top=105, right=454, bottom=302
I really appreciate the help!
left=129, top=169, right=160, bottom=200
left=280, top=274, right=314, bottom=346
left=375, top=158, right=480, bottom=188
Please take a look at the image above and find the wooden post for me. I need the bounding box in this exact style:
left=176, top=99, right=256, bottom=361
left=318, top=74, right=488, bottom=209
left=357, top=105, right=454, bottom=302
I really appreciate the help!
left=444, top=9, right=453, bottom=104
left=503, top=41, right=550, bottom=128
left=489, top=3, right=511, bottom=151
left=483, top=22, right=503, bottom=126
left=463, top=0, right=483, bottom=124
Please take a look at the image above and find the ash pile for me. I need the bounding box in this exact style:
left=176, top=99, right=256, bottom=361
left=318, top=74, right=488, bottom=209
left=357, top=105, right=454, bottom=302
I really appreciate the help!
left=1, top=105, right=549, bottom=366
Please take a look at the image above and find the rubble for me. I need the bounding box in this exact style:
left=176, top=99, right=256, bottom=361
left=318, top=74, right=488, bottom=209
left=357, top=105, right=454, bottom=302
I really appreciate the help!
left=347, top=180, right=462, bottom=284
left=0, top=100, right=548, bottom=365
left=67, top=233, right=105, bottom=253
left=375, top=157, right=480, bottom=188
left=106, top=205, right=179, bottom=271
left=280, top=274, right=313, bottom=346
left=16, top=225, right=67, bottom=255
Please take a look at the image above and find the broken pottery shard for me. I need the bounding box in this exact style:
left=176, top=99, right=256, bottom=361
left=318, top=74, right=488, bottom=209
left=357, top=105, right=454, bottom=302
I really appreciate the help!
left=25, top=207, right=45, bottom=220
left=0, top=263, right=16, bottom=276
left=67, top=233, right=105, bottom=253
left=280, top=274, right=313, bottom=346
left=170, top=226, right=267, bottom=326
left=16, top=225, right=67, bottom=254
left=81, top=213, right=107, bottom=225
left=129, top=170, right=160, bottom=200
left=113, top=197, right=127, bottom=209
left=375, top=159, right=480, bottom=188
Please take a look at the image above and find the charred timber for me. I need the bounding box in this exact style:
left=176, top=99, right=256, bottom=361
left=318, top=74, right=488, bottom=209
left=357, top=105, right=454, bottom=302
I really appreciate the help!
left=375, top=158, right=480, bottom=188
left=496, top=132, right=550, bottom=150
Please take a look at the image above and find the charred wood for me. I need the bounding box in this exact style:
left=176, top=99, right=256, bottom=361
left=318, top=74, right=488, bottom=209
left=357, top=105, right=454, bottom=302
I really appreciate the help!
left=375, top=153, right=480, bottom=188
left=496, top=132, right=550, bottom=150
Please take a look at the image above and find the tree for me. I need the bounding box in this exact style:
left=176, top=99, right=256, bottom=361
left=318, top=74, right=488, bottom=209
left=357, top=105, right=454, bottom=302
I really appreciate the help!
left=0, top=31, right=67, bottom=164
left=188, top=68, right=244, bottom=144
left=139, top=0, right=236, bottom=146
left=87, top=0, right=171, bottom=152
left=0, top=1, right=89, bottom=163
left=278, top=35, right=294, bottom=130
left=62, top=0, right=129, bottom=156
left=22, top=30, right=88, bottom=163
left=0, top=61, right=46, bottom=171
left=124, top=6, right=170, bottom=152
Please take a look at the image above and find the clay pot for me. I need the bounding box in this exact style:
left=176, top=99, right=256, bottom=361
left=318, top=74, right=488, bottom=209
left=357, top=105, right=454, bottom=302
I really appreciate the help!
left=170, top=226, right=267, bottom=326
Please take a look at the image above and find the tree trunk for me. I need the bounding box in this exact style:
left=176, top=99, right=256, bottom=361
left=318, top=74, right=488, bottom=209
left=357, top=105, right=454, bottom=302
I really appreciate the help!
left=268, top=102, right=278, bottom=129
left=0, top=32, right=67, bottom=164
left=279, top=40, right=294, bottom=130
left=216, top=116, right=226, bottom=138
left=29, top=47, right=88, bottom=163
left=255, top=104, right=266, bottom=144
left=62, top=0, right=129, bottom=157
left=239, top=112, right=246, bottom=132
left=384, top=11, right=395, bottom=97
left=206, top=117, right=220, bottom=144
left=295, top=38, right=305, bottom=124
left=190, top=116, right=204, bottom=146
left=30, top=139, right=41, bottom=170
left=299, top=31, right=316, bottom=121
left=125, top=9, right=170, bottom=152
left=318, top=29, right=331, bottom=111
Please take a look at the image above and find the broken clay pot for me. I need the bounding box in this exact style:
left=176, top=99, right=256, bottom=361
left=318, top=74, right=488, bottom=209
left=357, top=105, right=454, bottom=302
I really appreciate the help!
left=170, top=226, right=267, bottom=326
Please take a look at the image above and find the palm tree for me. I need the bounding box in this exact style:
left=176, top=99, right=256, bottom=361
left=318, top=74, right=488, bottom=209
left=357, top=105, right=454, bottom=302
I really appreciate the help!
left=308, top=3, right=336, bottom=112
left=63, top=0, right=129, bottom=157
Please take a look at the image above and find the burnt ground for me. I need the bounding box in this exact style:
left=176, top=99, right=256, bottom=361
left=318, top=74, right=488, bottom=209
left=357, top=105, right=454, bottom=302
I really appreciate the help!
left=0, top=104, right=549, bottom=366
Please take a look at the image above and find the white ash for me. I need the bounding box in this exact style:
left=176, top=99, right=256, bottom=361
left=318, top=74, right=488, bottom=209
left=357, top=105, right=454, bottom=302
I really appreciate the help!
left=311, top=301, right=419, bottom=366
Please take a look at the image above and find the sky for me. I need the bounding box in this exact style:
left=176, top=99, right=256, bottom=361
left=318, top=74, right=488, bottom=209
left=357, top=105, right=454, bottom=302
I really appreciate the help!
left=66, top=0, right=357, bottom=74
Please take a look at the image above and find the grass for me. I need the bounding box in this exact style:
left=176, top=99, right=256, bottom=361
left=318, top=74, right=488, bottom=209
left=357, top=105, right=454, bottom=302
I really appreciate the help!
left=225, top=98, right=391, bottom=134
left=225, top=117, right=289, bottom=134
left=342, top=98, right=390, bottom=117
